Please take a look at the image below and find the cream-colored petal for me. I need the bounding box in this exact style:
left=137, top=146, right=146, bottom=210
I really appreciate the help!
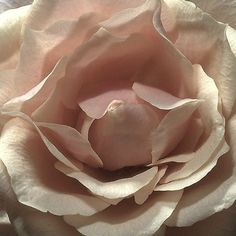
left=155, top=140, right=229, bottom=191
left=0, top=118, right=109, bottom=216
left=152, top=100, right=200, bottom=162
left=135, top=165, right=167, bottom=204
left=0, top=5, right=30, bottom=65
left=160, top=0, right=236, bottom=118
left=0, top=158, right=80, bottom=236
left=64, top=190, right=183, bottom=236
left=189, top=0, right=236, bottom=29
left=1, top=110, right=79, bottom=170
left=166, top=203, right=236, bottom=236
left=2, top=56, right=68, bottom=115
left=157, top=65, right=226, bottom=186
left=56, top=161, right=158, bottom=199
left=165, top=114, right=236, bottom=227
left=0, top=0, right=32, bottom=13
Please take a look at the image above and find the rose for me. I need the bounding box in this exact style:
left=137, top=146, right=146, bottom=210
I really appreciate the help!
left=0, top=0, right=236, bottom=236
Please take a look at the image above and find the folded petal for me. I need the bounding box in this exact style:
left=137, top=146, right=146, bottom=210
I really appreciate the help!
left=156, top=118, right=204, bottom=165
left=135, top=165, right=167, bottom=204
left=0, top=118, right=109, bottom=216
left=25, top=0, right=145, bottom=30
left=160, top=0, right=236, bottom=118
left=0, top=5, right=30, bottom=65
left=166, top=203, right=236, bottom=236
left=78, top=80, right=136, bottom=119
left=3, top=56, right=68, bottom=115
left=133, top=82, right=197, bottom=110
left=37, top=122, right=103, bottom=168
left=56, top=161, right=158, bottom=200
left=64, top=190, right=183, bottom=236
left=189, top=0, right=236, bottom=29
left=165, top=113, right=236, bottom=227
left=152, top=99, right=200, bottom=163
left=0, top=158, right=80, bottom=236
left=156, top=65, right=227, bottom=186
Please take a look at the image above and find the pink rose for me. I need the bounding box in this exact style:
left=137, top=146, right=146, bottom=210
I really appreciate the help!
left=0, top=0, right=236, bottom=235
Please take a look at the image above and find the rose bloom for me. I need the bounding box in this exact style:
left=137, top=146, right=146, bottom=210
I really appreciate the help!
left=0, top=0, right=236, bottom=235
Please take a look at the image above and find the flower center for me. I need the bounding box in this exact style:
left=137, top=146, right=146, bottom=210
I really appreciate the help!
left=89, top=101, right=160, bottom=170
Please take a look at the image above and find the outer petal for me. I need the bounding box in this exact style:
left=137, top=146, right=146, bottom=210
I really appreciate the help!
left=166, top=203, right=236, bottom=236
left=0, top=5, right=30, bottom=67
left=64, top=190, right=183, bottom=236
left=165, top=114, right=236, bottom=227
left=0, top=0, right=32, bottom=13
left=160, top=0, right=236, bottom=118
left=0, top=159, right=80, bottom=236
left=189, top=0, right=236, bottom=29
left=0, top=118, right=109, bottom=216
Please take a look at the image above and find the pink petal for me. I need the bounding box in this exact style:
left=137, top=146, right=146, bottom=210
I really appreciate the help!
left=156, top=65, right=227, bottom=185
left=89, top=102, right=160, bottom=170
left=160, top=0, right=236, bottom=118
left=78, top=80, right=136, bottom=119
left=156, top=118, right=204, bottom=165
left=37, top=122, right=103, bottom=168
left=133, top=82, right=197, bottom=110
left=151, top=99, right=201, bottom=163
left=25, top=0, right=145, bottom=30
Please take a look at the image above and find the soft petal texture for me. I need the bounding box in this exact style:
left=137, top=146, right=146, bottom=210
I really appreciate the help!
left=0, top=211, right=17, bottom=236
left=0, top=5, right=30, bottom=66
left=155, top=65, right=228, bottom=190
left=37, top=122, right=103, bottom=168
left=31, top=28, right=156, bottom=122
left=0, top=0, right=32, bottom=13
left=151, top=99, right=200, bottom=162
left=0, top=158, right=81, bottom=236
left=160, top=0, right=236, bottom=118
left=78, top=80, right=136, bottom=119
left=89, top=102, right=159, bottom=170
left=0, top=118, right=110, bottom=216
left=133, top=82, right=197, bottom=110
left=64, top=190, right=183, bottom=236
left=56, top=161, right=158, bottom=200
left=25, top=0, right=145, bottom=31
left=189, top=0, right=236, bottom=29
left=134, top=165, right=167, bottom=204
left=166, top=203, right=236, bottom=236
left=156, top=118, right=204, bottom=165
left=165, top=114, right=236, bottom=227
left=2, top=56, right=68, bottom=115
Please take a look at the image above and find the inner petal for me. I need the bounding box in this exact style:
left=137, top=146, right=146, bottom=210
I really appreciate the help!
left=89, top=101, right=161, bottom=170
